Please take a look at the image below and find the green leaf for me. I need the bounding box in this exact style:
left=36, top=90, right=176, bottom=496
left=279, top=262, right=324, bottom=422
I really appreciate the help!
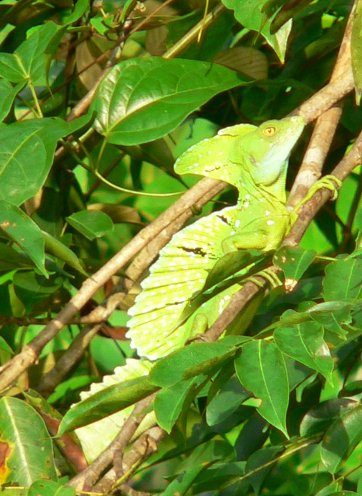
left=0, top=201, right=46, bottom=275
left=245, top=445, right=284, bottom=494
left=0, top=22, right=63, bottom=85
left=0, top=79, right=24, bottom=122
left=59, top=375, right=157, bottom=434
left=274, top=246, right=316, bottom=282
left=28, top=480, right=75, bottom=496
left=300, top=399, right=359, bottom=437
left=154, top=376, right=203, bottom=433
left=62, top=0, right=90, bottom=24
left=0, top=244, right=33, bottom=272
left=235, top=340, right=289, bottom=436
left=0, top=397, right=57, bottom=485
left=192, top=461, right=246, bottom=494
left=42, top=231, right=87, bottom=276
left=221, top=0, right=292, bottom=62
left=162, top=442, right=231, bottom=496
left=206, top=375, right=250, bottom=426
left=67, top=210, right=114, bottom=240
left=0, top=116, right=90, bottom=206
left=149, top=336, right=246, bottom=388
left=274, top=321, right=334, bottom=381
left=320, top=404, right=362, bottom=473
left=13, top=271, right=62, bottom=312
left=308, top=301, right=352, bottom=339
left=323, top=256, right=362, bottom=301
left=92, top=57, right=246, bottom=145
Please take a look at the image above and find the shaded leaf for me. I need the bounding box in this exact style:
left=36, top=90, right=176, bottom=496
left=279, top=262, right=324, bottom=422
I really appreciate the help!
left=321, top=404, right=362, bottom=473
left=0, top=201, right=46, bottom=275
left=42, top=231, right=87, bottom=275
left=300, top=399, right=359, bottom=437
left=67, top=210, right=114, bottom=240
left=246, top=445, right=284, bottom=494
left=214, top=46, right=268, bottom=80
left=13, top=271, right=62, bottom=312
left=207, top=375, right=250, bottom=426
left=154, top=376, right=203, bottom=433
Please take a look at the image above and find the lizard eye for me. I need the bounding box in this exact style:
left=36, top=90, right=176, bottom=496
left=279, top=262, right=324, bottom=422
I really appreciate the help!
left=263, top=126, right=276, bottom=137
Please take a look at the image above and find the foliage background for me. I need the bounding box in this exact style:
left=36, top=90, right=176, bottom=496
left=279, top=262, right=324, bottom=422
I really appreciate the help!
left=0, top=0, right=361, bottom=494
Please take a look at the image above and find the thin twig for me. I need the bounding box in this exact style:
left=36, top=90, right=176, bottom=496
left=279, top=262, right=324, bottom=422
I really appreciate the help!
left=288, top=2, right=355, bottom=207
left=67, top=396, right=155, bottom=492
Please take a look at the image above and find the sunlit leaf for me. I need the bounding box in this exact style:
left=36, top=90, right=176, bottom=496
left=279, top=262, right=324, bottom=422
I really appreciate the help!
left=235, top=340, right=289, bottom=436
left=93, top=57, right=246, bottom=145
left=0, top=397, right=56, bottom=485
left=274, top=321, right=333, bottom=381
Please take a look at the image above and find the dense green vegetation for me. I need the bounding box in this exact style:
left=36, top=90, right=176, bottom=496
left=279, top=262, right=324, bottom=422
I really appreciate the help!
left=0, top=0, right=361, bottom=494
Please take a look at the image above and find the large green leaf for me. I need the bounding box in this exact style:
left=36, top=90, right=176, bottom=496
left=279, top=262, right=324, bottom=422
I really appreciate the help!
left=235, top=340, right=289, bottom=436
left=274, top=321, right=334, bottom=381
left=0, top=397, right=57, bottom=486
left=92, top=57, right=246, bottom=145
left=0, top=115, right=90, bottom=206
left=0, top=201, right=46, bottom=275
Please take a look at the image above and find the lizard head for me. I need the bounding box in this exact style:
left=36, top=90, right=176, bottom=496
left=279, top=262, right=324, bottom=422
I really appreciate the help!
left=174, top=116, right=305, bottom=195
left=238, top=116, right=305, bottom=188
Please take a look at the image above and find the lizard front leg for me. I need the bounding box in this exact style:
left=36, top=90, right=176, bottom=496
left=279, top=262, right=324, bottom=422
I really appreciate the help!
left=222, top=230, right=270, bottom=254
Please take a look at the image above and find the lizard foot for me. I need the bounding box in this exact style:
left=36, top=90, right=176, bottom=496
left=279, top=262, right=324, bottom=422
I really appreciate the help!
left=246, top=267, right=282, bottom=289
left=307, top=174, right=342, bottom=201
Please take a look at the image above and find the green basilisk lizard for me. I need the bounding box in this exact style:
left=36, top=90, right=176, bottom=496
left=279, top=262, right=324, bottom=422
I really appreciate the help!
left=126, top=116, right=305, bottom=359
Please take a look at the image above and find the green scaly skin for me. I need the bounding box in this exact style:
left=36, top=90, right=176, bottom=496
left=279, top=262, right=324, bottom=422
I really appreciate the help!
left=126, top=116, right=305, bottom=360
